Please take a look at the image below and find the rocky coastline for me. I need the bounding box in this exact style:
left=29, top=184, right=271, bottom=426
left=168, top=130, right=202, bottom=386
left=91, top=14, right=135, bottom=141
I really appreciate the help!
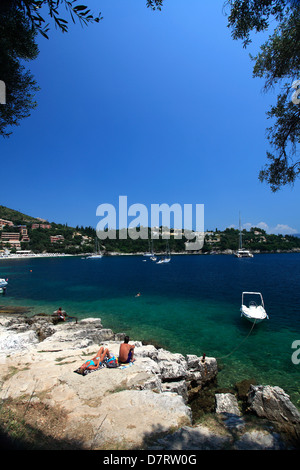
left=0, top=312, right=299, bottom=450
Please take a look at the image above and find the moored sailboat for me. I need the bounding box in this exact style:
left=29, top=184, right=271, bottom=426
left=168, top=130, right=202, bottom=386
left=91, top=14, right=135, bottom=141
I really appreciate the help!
left=156, top=242, right=171, bottom=264
left=235, top=213, right=253, bottom=258
left=86, top=238, right=103, bottom=259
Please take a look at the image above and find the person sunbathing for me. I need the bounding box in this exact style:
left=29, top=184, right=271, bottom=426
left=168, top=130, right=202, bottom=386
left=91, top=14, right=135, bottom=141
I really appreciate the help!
left=78, top=346, right=110, bottom=373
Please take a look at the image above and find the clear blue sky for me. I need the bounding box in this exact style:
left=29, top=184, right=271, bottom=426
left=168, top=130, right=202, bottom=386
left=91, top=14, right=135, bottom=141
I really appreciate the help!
left=1, top=0, right=299, bottom=234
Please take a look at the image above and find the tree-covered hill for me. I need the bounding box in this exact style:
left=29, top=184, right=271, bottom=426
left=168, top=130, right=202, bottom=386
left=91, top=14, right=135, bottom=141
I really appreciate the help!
left=0, top=205, right=41, bottom=225
left=1, top=206, right=300, bottom=255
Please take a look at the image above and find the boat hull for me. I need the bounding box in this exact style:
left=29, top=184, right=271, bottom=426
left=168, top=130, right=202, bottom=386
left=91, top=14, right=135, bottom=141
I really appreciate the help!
left=235, top=251, right=253, bottom=258
left=240, top=306, right=268, bottom=323
left=156, top=258, right=171, bottom=264
left=241, top=313, right=266, bottom=323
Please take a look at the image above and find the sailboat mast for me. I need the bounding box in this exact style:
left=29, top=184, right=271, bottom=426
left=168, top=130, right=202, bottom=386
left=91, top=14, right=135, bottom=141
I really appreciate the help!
left=239, top=212, right=242, bottom=250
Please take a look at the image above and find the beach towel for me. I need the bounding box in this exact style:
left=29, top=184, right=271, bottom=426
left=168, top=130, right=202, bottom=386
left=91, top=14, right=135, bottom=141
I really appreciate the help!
left=74, top=355, right=134, bottom=375
left=119, top=362, right=134, bottom=370
left=74, top=361, right=106, bottom=376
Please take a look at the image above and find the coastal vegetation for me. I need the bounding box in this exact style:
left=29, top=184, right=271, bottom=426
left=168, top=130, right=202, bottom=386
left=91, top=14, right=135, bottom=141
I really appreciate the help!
left=0, top=205, right=300, bottom=255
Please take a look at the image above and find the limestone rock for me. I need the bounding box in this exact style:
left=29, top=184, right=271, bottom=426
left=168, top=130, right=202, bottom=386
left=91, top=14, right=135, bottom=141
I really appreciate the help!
left=186, top=354, right=218, bottom=386
left=248, top=385, right=300, bottom=426
left=149, top=424, right=232, bottom=450
left=152, top=349, right=187, bottom=380
left=215, top=393, right=245, bottom=430
left=234, top=430, right=285, bottom=450
left=162, top=380, right=188, bottom=402
left=215, top=393, right=241, bottom=416
left=0, top=328, right=39, bottom=352
left=85, top=390, right=192, bottom=449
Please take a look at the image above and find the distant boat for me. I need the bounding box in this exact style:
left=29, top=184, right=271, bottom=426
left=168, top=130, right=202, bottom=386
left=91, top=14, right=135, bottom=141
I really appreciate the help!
left=0, top=278, right=8, bottom=288
left=156, top=242, right=171, bottom=264
left=235, top=213, right=253, bottom=258
left=156, top=257, right=171, bottom=264
left=240, top=292, right=268, bottom=323
left=86, top=238, right=103, bottom=259
left=144, top=239, right=157, bottom=260
left=144, top=240, right=154, bottom=257
left=150, top=240, right=157, bottom=261
left=236, top=248, right=253, bottom=258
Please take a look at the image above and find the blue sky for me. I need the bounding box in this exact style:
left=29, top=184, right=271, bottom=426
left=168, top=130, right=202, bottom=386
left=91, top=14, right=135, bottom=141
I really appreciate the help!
left=1, top=0, right=299, bottom=234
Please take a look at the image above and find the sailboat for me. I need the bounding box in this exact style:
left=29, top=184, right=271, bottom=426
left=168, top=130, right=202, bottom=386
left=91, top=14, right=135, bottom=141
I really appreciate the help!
left=144, top=239, right=155, bottom=258
left=143, top=240, right=152, bottom=257
left=86, top=238, right=103, bottom=259
left=156, top=242, right=171, bottom=264
left=149, top=240, right=157, bottom=261
left=144, top=239, right=157, bottom=260
left=235, top=213, right=253, bottom=258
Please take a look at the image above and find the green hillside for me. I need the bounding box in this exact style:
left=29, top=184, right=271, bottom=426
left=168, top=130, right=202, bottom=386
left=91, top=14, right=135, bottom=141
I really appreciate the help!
left=0, top=205, right=41, bottom=224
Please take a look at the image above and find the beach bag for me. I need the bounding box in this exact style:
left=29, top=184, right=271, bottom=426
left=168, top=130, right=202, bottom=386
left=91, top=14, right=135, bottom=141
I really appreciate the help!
left=106, top=356, right=118, bottom=368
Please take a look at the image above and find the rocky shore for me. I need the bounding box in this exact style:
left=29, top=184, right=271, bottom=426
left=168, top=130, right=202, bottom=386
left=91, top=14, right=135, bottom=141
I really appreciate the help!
left=0, top=313, right=299, bottom=450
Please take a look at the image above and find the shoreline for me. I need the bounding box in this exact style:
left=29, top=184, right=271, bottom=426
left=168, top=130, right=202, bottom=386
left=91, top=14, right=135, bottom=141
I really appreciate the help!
left=0, top=312, right=300, bottom=450
left=0, top=249, right=300, bottom=261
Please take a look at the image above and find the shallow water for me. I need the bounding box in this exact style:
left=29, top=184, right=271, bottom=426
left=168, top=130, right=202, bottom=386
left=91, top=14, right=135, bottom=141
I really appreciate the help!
left=1, top=253, right=300, bottom=406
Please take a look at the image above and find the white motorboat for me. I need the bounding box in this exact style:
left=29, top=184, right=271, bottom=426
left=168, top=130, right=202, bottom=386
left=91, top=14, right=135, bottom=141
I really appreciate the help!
left=240, top=292, right=269, bottom=323
left=0, top=278, right=8, bottom=288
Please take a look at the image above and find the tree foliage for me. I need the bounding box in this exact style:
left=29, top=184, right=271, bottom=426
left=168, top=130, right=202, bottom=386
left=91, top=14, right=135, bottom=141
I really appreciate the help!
left=224, top=0, right=300, bottom=191
left=0, top=8, right=39, bottom=136
left=0, top=1, right=103, bottom=38
left=0, top=0, right=102, bottom=136
left=146, top=0, right=163, bottom=11
left=0, top=1, right=164, bottom=137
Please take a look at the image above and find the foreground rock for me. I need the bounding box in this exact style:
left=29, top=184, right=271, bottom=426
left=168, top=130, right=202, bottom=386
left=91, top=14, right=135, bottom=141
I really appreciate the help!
left=0, top=314, right=298, bottom=450
left=0, top=315, right=214, bottom=449
left=248, top=385, right=300, bottom=441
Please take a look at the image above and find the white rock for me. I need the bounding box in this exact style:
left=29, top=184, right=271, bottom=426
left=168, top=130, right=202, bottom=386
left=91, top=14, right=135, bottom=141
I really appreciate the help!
left=215, top=393, right=241, bottom=416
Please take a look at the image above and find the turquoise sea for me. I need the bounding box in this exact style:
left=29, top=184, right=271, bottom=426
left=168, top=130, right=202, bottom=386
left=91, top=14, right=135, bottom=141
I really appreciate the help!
left=1, top=253, right=300, bottom=407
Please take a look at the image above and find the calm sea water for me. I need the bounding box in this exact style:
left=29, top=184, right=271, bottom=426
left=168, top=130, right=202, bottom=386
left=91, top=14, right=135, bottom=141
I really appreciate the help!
left=1, top=253, right=300, bottom=406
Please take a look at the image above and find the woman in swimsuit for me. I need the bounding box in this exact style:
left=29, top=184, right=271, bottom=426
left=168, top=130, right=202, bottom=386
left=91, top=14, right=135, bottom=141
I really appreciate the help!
left=79, top=346, right=110, bottom=372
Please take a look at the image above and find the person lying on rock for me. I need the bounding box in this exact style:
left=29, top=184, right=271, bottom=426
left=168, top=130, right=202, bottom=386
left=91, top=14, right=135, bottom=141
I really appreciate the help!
left=118, top=336, right=135, bottom=364
left=78, top=346, right=110, bottom=373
